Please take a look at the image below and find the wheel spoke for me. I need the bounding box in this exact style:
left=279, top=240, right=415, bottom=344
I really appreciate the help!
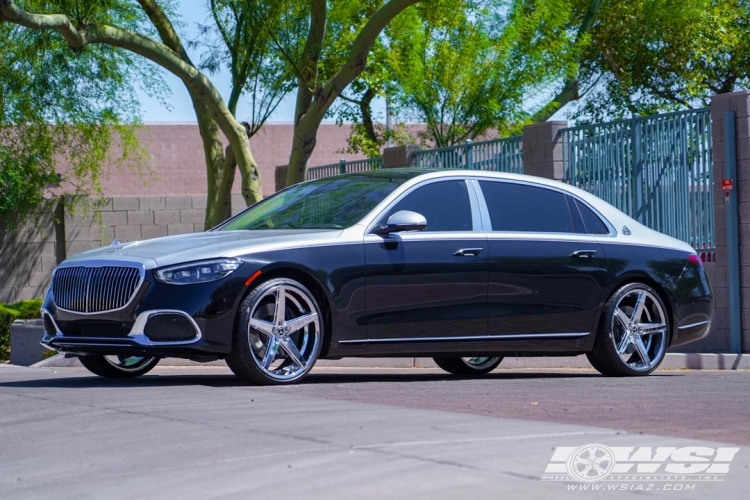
left=631, top=291, right=647, bottom=322
left=616, top=334, right=631, bottom=355
left=632, top=334, right=651, bottom=367
left=262, top=336, right=280, bottom=369
left=286, top=312, right=318, bottom=334
left=248, top=318, right=274, bottom=335
left=615, top=308, right=630, bottom=328
left=639, top=322, right=666, bottom=336
left=273, top=286, right=287, bottom=324
left=280, top=337, right=306, bottom=369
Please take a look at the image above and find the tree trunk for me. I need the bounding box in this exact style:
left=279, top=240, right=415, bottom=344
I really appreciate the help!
left=285, top=115, right=320, bottom=187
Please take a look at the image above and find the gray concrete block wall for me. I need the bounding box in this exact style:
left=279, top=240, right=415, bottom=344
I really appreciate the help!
left=0, top=203, right=63, bottom=303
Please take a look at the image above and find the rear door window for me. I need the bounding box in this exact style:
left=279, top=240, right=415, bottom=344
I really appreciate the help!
left=479, top=181, right=574, bottom=233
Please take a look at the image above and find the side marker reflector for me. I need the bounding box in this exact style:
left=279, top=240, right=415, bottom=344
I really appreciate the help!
left=245, top=270, right=263, bottom=286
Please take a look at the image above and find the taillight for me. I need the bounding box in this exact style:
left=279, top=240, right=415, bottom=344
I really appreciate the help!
left=687, top=254, right=703, bottom=267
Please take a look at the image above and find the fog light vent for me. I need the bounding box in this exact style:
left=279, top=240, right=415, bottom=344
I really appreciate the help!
left=144, top=314, right=198, bottom=342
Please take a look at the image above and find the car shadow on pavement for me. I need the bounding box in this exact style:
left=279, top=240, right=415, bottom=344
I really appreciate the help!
left=0, top=369, right=679, bottom=389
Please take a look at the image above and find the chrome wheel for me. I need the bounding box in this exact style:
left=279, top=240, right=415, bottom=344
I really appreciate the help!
left=78, top=354, right=159, bottom=378
left=462, top=357, right=502, bottom=370
left=610, top=288, right=667, bottom=372
left=433, top=356, right=503, bottom=375
left=587, top=282, right=669, bottom=377
left=228, top=278, right=323, bottom=384
left=103, top=355, right=156, bottom=372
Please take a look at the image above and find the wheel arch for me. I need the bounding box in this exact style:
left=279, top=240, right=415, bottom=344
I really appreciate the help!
left=238, top=265, right=335, bottom=357
left=601, top=274, right=675, bottom=345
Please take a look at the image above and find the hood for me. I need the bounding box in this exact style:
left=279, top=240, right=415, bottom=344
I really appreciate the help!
left=62, top=229, right=342, bottom=269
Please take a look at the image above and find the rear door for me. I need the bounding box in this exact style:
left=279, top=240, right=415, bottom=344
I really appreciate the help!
left=476, top=180, right=610, bottom=338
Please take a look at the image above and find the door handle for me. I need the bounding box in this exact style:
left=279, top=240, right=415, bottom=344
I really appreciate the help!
left=570, top=250, right=597, bottom=259
left=454, top=248, right=484, bottom=257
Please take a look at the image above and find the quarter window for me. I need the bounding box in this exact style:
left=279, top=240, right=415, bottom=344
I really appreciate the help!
left=575, top=199, right=610, bottom=234
left=384, top=180, right=473, bottom=232
left=479, top=181, right=574, bottom=233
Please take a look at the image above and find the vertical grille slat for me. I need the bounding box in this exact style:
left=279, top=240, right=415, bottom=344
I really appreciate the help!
left=52, top=266, right=141, bottom=313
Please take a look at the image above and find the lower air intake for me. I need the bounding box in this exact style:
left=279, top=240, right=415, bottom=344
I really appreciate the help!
left=144, top=314, right=199, bottom=342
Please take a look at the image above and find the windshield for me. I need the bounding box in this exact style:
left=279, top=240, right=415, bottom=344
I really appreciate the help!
left=219, top=173, right=410, bottom=230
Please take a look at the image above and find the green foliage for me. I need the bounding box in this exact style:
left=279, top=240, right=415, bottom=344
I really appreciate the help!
left=573, top=0, right=750, bottom=121
left=0, top=0, right=165, bottom=229
left=328, top=0, right=581, bottom=150
left=0, top=299, right=42, bottom=362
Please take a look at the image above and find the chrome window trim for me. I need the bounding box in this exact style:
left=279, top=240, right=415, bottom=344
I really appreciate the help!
left=340, top=332, right=590, bottom=344
left=52, top=260, right=146, bottom=315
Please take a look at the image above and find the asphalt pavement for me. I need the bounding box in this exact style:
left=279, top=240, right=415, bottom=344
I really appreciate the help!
left=1, top=364, right=748, bottom=499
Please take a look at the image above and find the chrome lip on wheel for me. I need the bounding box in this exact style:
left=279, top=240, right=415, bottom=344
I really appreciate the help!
left=246, top=283, right=321, bottom=382
left=103, top=355, right=155, bottom=372
left=610, top=288, right=667, bottom=372
left=461, top=357, right=500, bottom=370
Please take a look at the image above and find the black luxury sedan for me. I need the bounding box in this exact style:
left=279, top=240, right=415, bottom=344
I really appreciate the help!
left=40, top=169, right=713, bottom=384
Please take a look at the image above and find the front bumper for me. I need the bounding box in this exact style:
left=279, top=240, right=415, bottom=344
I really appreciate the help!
left=41, top=263, right=256, bottom=358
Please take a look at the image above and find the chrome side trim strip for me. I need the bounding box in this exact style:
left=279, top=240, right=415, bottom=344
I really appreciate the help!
left=339, top=332, right=590, bottom=344
left=677, top=320, right=711, bottom=330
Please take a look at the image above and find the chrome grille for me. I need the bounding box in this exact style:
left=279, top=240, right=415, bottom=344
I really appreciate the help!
left=52, top=266, right=141, bottom=313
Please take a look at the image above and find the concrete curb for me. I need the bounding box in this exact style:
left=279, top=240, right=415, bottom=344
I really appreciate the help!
left=30, top=353, right=750, bottom=370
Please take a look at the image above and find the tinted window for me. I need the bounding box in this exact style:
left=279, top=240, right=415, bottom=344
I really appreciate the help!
left=221, top=174, right=408, bottom=230
left=479, top=181, right=574, bottom=233
left=575, top=199, right=610, bottom=234
left=385, top=180, right=473, bottom=232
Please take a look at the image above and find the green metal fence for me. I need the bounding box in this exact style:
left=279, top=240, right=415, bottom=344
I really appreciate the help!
left=412, top=136, right=524, bottom=173
left=306, top=157, right=383, bottom=181
left=561, top=108, right=714, bottom=251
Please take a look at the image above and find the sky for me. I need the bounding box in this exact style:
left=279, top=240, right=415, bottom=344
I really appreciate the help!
left=135, top=2, right=386, bottom=124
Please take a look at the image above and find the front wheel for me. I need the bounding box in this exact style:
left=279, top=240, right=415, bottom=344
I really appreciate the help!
left=587, top=282, right=670, bottom=376
left=79, top=355, right=159, bottom=378
left=433, top=356, right=503, bottom=376
left=226, top=278, right=324, bottom=385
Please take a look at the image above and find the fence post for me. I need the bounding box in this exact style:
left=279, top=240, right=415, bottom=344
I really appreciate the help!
left=383, top=144, right=421, bottom=168
left=466, top=140, right=474, bottom=170
left=709, top=89, right=750, bottom=354
left=632, top=119, right=644, bottom=224
left=521, top=121, right=567, bottom=180
left=339, top=158, right=347, bottom=175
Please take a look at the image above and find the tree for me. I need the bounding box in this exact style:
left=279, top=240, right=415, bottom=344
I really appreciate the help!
left=1, top=1, right=158, bottom=230
left=1, top=0, right=265, bottom=229
left=570, top=0, right=750, bottom=121
left=329, top=0, right=584, bottom=149
left=283, top=0, right=421, bottom=187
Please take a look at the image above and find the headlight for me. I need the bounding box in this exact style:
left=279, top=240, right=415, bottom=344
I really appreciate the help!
left=154, top=258, right=243, bottom=285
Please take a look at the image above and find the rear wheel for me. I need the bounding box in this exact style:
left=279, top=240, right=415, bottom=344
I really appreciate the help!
left=433, top=356, right=503, bottom=376
left=587, top=282, right=669, bottom=376
left=79, top=355, right=159, bottom=378
left=226, top=278, right=324, bottom=385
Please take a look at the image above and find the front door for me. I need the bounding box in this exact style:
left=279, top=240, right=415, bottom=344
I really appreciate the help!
left=364, top=179, right=489, bottom=341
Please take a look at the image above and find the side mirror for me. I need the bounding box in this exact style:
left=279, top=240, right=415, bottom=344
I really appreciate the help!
left=373, top=210, right=427, bottom=235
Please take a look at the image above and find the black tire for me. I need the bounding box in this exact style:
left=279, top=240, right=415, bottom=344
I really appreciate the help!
left=226, top=278, right=324, bottom=385
left=587, top=282, right=670, bottom=377
left=79, top=355, right=159, bottom=378
left=433, top=356, right=503, bottom=376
